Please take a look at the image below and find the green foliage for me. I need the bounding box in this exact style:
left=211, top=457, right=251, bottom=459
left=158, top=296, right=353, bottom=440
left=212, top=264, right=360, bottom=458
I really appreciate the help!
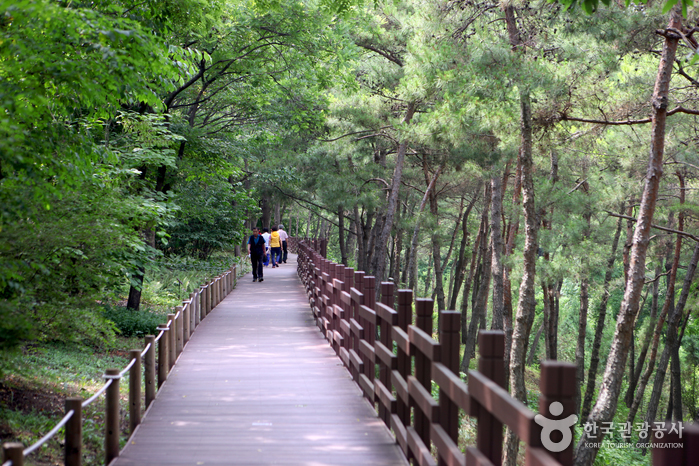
left=102, top=306, right=163, bottom=337
left=167, top=173, right=255, bottom=259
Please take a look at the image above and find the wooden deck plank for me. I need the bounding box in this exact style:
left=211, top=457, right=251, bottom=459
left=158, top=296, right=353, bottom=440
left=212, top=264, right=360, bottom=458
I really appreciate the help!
left=114, top=255, right=407, bottom=466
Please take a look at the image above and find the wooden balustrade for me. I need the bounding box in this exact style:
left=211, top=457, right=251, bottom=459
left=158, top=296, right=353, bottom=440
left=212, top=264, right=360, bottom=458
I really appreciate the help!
left=2, top=263, right=241, bottom=466
left=296, top=241, right=698, bottom=466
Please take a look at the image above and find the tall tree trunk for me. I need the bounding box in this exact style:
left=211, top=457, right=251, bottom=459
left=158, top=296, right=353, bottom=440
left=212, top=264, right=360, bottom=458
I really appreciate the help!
left=338, top=206, right=347, bottom=265
left=373, top=103, right=416, bottom=299
left=423, top=254, right=433, bottom=297
left=576, top=194, right=592, bottom=416
left=503, top=159, right=522, bottom=388
left=449, top=190, right=480, bottom=309
left=461, top=183, right=492, bottom=369
left=425, top=161, right=447, bottom=312
left=434, top=199, right=464, bottom=303
left=582, top=203, right=624, bottom=420
left=274, top=202, right=281, bottom=226
left=626, top=213, right=677, bottom=426
left=625, top=268, right=659, bottom=407
left=575, top=11, right=682, bottom=464
left=464, top=234, right=492, bottom=363
left=407, top=165, right=443, bottom=290
left=503, top=90, right=537, bottom=466
left=490, top=171, right=505, bottom=330
left=460, top=224, right=482, bottom=345
left=645, top=190, right=696, bottom=426
left=527, top=321, right=544, bottom=366
left=262, top=196, right=272, bottom=230
left=391, top=201, right=406, bottom=283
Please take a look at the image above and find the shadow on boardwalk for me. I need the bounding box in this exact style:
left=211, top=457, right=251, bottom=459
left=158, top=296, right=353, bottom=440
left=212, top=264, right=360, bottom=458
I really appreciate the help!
left=113, top=254, right=407, bottom=465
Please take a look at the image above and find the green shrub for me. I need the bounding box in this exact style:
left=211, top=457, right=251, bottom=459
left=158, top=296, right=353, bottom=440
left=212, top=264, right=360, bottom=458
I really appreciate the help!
left=102, top=306, right=163, bottom=337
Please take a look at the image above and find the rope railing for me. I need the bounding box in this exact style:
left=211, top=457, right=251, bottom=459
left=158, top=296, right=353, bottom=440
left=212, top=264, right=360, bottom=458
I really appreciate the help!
left=81, top=379, right=113, bottom=408
left=2, top=259, right=244, bottom=466
left=22, top=410, right=75, bottom=457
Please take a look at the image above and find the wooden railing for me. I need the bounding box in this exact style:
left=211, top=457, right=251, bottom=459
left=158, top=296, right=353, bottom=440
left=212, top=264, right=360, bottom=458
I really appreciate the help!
left=1, top=261, right=243, bottom=466
left=296, top=241, right=698, bottom=466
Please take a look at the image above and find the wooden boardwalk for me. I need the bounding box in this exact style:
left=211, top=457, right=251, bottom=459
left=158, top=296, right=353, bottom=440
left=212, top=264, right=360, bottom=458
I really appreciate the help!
left=113, top=255, right=407, bottom=466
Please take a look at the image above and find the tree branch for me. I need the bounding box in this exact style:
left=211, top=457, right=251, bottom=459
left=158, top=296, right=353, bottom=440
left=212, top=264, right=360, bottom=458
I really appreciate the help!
left=560, top=106, right=699, bottom=126
left=604, top=211, right=699, bottom=242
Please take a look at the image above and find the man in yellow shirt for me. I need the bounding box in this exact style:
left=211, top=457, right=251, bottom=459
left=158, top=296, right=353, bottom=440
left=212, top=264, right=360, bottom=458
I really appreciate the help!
left=270, top=226, right=282, bottom=268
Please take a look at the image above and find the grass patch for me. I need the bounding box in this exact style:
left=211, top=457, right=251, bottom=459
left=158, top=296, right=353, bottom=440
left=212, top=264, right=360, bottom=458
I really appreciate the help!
left=0, top=339, right=140, bottom=466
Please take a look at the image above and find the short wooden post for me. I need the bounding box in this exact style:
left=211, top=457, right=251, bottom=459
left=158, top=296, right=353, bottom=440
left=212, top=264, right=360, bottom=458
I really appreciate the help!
left=207, top=280, right=213, bottom=313
left=439, top=311, right=461, bottom=456
left=126, top=350, right=140, bottom=435
left=175, top=306, right=183, bottom=357
left=414, top=298, right=434, bottom=448
left=65, top=398, right=82, bottom=466
left=200, top=286, right=207, bottom=320
left=190, top=292, right=198, bottom=330
left=183, top=302, right=190, bottom=346
left=2, top=443, right=24, bottom=466
left=157, top=327, right=169, bottom=388
left=144, top=335, right=155, bottom=408
left=396, top=289, right=412, bottom=427
left=167, top=314, right=176, bottom=370
left=476, top=330, right=506, bottom=464
left=539, top=361, right=576, bottom=466
left=105, top=368, right=120, bottom=465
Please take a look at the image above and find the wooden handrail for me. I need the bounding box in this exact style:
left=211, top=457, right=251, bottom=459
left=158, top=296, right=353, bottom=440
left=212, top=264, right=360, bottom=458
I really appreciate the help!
left=295, top=241, right=699, bottom=466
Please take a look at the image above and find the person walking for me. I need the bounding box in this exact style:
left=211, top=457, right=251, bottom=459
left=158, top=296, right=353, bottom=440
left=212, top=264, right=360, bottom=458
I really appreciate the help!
left=278, top=224, right=289, bottom=264
left=270, top=226, right=282, bottom=268
left=247, top=227, right=265, bottom=282
left=261, top=227, right=271, bottom=267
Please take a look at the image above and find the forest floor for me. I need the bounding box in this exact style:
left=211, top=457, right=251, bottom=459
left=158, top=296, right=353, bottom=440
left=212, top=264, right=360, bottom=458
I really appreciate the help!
left=0, top=338, right=138, bottom=466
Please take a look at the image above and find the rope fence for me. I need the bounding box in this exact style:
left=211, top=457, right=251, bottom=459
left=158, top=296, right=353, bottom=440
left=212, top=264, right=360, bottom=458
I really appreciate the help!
left=2, top=259, right=245, bottom=466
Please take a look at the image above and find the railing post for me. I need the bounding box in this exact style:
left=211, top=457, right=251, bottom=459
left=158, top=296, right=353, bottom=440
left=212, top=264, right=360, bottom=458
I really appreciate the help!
left=190, top=292, right=198, bottom=330
left=343, top=267, right=354, bottom=356
left=414, top=298, right=434, bottom=448
left=539, top=361, right=576, bottom=466
left=396, top=289, right=412, bottom=427
left=158, top=326, right=169, bottom=388
left=2, top=443, right=23, bottom=466
left=65, top=397, right=82, bottom=466
left=378, top=281, right=395, bottom=425
left=200, top=285, right=207, bottom=320
left=475, top=330, right=506, bottom=464
left=175, top=306, right=183, bottom=357
left=128, top=349, right=141, bottom=434
left=105, top=368, right=120, bottom=465
left=183, top=302, right=190, bottom=346
left=167, top=314, right=176, bottom=370
left=208, top=280, right=213, bottom=312
left=362, top=276, right=376, bottom=384
left=144, top=335, right=155, bottom=408
left=439, top=311, right=461, bottom=462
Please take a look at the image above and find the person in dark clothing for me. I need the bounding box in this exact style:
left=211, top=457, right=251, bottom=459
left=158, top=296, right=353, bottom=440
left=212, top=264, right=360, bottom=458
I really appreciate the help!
left=247, top=227, right=266, bottom=282
left=278, top=224, right=288, bottom=263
